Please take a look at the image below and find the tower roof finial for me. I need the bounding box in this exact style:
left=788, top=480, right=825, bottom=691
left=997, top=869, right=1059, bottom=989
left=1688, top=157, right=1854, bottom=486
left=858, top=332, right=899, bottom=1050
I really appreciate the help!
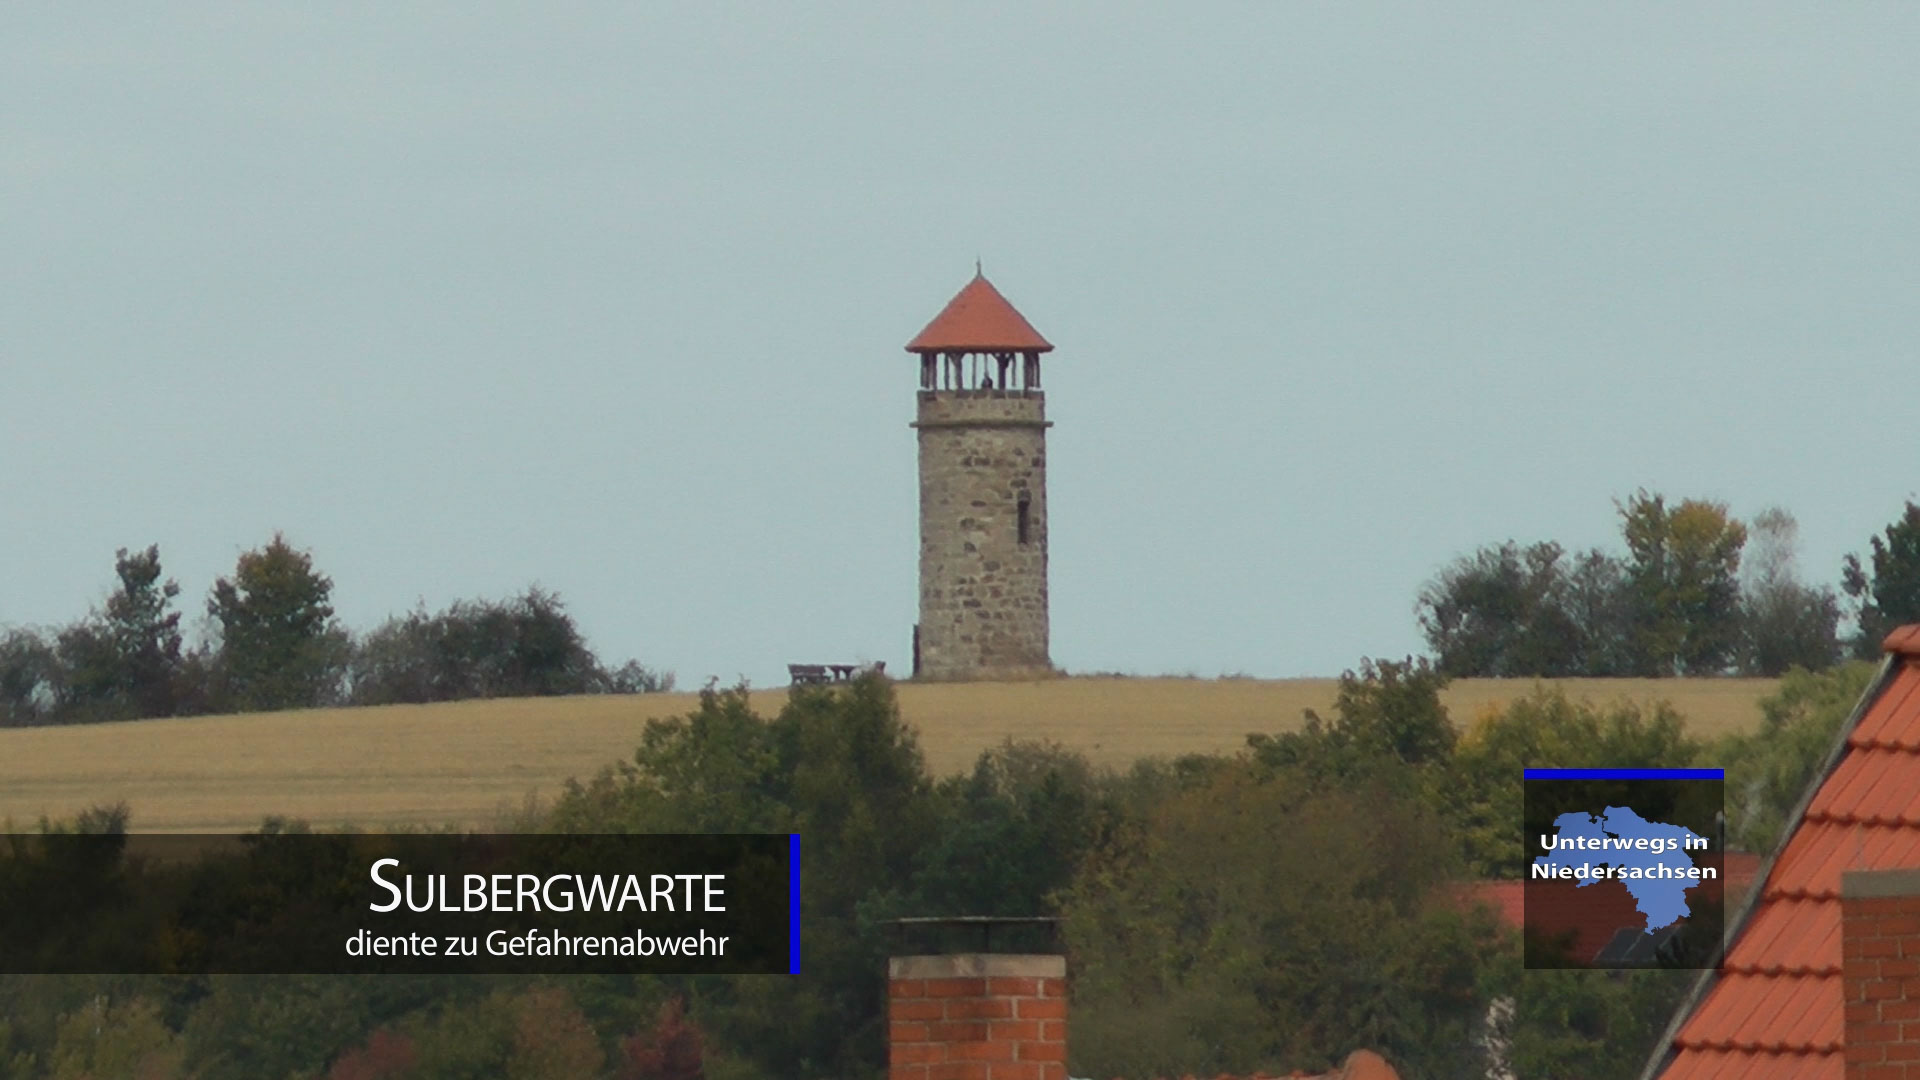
left=975, top=256, right=982, bottom=277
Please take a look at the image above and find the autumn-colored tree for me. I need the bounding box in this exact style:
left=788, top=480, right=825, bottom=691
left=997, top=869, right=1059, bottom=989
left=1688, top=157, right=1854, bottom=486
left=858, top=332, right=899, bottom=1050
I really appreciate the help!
left=1618, top=491, right=1747, bottom=675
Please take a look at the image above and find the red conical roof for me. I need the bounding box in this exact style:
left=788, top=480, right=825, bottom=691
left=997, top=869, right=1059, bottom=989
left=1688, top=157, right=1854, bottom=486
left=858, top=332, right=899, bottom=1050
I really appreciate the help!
left=906, top=272, right=1053, bottom=354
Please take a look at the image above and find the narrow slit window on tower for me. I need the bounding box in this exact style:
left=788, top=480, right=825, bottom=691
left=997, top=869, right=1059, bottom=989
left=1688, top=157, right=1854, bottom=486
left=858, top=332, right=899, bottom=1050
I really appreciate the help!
left=1017, top=492, right=1032, bottom=545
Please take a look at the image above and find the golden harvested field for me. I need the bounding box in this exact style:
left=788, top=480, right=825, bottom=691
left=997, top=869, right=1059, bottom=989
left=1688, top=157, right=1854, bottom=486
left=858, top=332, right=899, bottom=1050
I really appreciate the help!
left=0, top=677, right=1776, bottom=833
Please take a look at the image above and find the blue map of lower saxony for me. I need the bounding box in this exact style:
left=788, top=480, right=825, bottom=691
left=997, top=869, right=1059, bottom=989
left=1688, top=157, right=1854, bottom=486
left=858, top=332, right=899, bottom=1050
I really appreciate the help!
left=1534, top=806, right=1708, bottom=931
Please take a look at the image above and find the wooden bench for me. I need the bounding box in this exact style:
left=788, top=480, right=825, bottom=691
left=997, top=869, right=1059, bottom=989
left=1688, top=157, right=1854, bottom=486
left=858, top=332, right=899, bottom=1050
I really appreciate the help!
left=788, top=664, right=830, bottom=685
left=788, top=661, right=886, bottom=686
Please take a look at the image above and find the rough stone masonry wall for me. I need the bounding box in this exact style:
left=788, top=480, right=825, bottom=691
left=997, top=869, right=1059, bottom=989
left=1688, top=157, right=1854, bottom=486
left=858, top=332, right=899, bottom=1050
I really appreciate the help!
left=915, top=390, right=1050, bottom=681
left=1842, top=867, right=1920, bottom=1077
left=888, top=954, right=1068, bottom=1080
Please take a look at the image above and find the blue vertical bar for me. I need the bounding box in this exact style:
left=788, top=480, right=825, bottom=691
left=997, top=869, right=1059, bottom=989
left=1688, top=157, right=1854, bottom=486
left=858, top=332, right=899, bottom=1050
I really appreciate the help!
left=789, top=833, right=801, bottom=974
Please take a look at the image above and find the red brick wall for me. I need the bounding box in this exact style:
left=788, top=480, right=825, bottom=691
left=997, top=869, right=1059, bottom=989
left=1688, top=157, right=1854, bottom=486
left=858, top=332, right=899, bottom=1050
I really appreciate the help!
left=1842, top=869, right=1920, bottom=1078
left=888, top=954, right=1067, bottom=1080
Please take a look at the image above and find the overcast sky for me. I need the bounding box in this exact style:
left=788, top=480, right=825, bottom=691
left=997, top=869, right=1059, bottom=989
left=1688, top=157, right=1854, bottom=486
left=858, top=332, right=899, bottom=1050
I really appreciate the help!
left=5, top=6, right=1918, bottom=686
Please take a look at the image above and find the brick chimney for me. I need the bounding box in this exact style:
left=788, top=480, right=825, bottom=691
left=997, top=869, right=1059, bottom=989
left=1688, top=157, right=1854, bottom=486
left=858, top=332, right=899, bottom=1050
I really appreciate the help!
left=1842, top=867, right=1920, bottom=1074
left=888, top=954, right=1067, bottom=1080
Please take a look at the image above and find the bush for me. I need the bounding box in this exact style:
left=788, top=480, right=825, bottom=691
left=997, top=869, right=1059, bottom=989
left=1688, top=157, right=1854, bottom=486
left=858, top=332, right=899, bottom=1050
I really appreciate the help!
left=349, top=588, right=670, bottom=705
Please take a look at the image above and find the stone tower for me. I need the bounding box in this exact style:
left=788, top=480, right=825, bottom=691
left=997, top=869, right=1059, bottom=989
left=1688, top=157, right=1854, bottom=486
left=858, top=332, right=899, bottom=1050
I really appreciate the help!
left=906, top=271, right=1054, bottom=681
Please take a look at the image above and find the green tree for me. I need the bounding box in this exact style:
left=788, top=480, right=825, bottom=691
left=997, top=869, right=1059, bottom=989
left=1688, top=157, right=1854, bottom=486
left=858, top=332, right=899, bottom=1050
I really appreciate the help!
left=1060, top=764, right=1498, bottom=1080
left=104, top=546, right=186, bottom=718
left=1561, top=549, right=1641, bottom=676
left=896, top=740, right=1107, bottom=920
left=505, top=986, right=604, bottom=1080
left=550, top=683, right=787, bottom=834
left=1249, top=657, right=1456, bottom=777
left=1441, top=690, right=1701, bottom=877
left=1419, top=542, right=1592, bottom=677
left=50, top=622, right=121, bottom=723
left=393, top=988, right=515, bottom=1080
left=207, top=534, right=347, bottom=711
left=45, top=547, right=187, bottom=724
left=1843, top=500, right=1920, bottom=657
left=1738, top=508, right=1840, bottom=676
left=180, top=974, right=467, bottom=1080
left=1618, top=491, right=1747, bottom=675
left=0, top=628, right=58, bottom=727
left=1490, top=959, right=1692, bottom=1080
left=548, top=676, right=935, bottom=1080
left=0, top=1016, right=35, bottom=1080
left=47, top=996, right=184, bottom=1080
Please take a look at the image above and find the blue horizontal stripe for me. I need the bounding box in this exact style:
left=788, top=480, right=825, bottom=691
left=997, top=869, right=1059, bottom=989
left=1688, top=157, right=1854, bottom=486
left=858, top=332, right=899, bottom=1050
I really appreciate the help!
left=1524, top=768, right=1724, bottom=780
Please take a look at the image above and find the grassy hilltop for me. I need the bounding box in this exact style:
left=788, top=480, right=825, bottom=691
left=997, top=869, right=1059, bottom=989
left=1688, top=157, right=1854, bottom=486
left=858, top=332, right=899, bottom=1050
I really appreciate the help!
left=0, top=675, right=1775, bottom=832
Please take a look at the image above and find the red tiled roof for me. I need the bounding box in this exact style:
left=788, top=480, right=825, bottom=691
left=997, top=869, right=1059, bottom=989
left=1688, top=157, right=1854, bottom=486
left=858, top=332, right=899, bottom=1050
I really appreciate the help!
left=1723, top=851, right=1761, bottom=905
left=1655, top=633, right=1920, bottom=1079
left=1661, top=1047, right=1841, bottom=1080
left=905, top=273, right=1053, bottom=354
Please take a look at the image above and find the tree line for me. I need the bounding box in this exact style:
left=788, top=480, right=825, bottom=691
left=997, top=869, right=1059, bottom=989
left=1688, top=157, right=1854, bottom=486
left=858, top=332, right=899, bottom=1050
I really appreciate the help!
left=1, top=662, right=1867, bottom=1080
left=0, top=534, right=670, bottom=727
left=1418, top=492, right=1920, bottom=677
